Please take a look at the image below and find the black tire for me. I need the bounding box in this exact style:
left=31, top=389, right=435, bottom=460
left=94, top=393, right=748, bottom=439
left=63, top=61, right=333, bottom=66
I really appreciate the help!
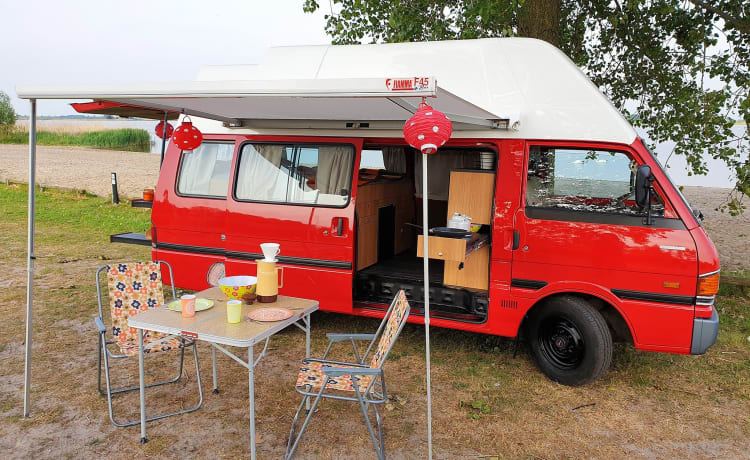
left=525, top=295, right=612, bottom=386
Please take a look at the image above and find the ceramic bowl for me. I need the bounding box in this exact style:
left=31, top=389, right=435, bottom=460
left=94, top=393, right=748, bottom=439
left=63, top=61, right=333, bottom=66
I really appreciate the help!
left=218, top=276, right=257, bottom=300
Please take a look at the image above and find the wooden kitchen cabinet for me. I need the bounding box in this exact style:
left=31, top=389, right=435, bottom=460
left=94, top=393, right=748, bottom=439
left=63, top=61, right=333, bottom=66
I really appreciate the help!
left=446, top=170, right=495, bottom=225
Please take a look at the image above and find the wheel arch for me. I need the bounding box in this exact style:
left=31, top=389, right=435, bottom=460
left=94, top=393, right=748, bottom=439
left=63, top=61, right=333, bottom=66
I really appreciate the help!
left=519, top=289, right=635, bottom=344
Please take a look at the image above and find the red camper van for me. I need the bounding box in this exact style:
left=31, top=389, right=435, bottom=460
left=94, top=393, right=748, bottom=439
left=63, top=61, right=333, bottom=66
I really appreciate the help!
left=102, top=38, right=719, bottom=385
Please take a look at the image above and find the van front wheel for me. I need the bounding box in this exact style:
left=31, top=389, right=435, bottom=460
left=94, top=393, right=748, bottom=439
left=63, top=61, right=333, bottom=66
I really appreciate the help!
left=526, top=296, right=612, bottom=386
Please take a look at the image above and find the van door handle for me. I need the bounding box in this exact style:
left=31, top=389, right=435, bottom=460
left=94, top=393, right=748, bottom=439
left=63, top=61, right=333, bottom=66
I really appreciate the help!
left=512, top=230, right=520, bottom=250
left=336, top=218, right=344, bottom=236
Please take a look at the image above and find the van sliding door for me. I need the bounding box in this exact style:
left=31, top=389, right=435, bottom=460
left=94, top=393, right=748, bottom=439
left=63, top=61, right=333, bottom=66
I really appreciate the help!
left=225, top=138, right=361, bottom=313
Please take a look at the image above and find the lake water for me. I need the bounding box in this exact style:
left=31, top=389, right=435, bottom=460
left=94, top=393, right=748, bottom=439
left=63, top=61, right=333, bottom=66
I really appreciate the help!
left=15, top=119, right=747, bottom=189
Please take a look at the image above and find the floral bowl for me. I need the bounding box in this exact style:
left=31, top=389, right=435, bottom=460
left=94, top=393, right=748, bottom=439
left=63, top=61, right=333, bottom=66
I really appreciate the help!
left=218, top=276, right=257, bottom=300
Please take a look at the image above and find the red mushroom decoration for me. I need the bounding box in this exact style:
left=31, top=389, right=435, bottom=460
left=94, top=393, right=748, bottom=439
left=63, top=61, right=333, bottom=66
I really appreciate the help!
left=171, top=116, right=203, bottom=151
left=155, top=121, right=174, bottom=139
left=403, top=102, right=453, bottom=154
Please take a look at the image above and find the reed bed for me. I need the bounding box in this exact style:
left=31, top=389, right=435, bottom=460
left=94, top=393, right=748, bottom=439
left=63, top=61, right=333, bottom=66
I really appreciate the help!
left=0, top=126, right=151, bottom=152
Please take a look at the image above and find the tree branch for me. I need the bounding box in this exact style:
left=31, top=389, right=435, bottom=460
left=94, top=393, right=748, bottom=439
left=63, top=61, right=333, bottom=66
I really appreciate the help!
left=687, top=0, right=750, bottom=34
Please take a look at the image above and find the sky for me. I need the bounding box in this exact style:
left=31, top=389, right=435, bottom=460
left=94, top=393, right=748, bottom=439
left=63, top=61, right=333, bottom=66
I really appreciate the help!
left=0, top=1, right=740, bottom=187
left=0, top=0, right=330, bottom=115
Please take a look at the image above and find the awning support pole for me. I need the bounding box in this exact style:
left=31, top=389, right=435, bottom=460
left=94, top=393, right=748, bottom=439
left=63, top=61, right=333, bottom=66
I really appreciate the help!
left=421, top=153, right=433, bottom=459
left=160, top=112, right=168, bottom=167
left=23, top=98, right=37, bottom=418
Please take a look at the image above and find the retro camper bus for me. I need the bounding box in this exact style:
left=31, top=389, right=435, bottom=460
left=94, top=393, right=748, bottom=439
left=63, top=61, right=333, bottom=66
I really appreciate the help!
left=84, top=38, right=719, bottom=385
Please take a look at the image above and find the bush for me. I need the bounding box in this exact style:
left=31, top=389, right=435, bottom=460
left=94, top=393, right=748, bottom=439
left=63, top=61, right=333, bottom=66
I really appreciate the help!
left=0, top=91, right=16, bottom=131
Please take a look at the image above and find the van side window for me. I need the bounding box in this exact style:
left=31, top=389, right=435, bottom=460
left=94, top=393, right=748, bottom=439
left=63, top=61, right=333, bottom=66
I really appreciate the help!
left=176, top=142, right=234, bottom=198
left=526, top=146, right=665, bottom=216
left=235, top=143, right=354, bottom=207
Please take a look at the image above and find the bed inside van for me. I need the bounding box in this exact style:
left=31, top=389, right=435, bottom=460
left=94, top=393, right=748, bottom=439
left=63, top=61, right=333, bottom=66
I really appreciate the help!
left=353, top=146, right=496, bottom=323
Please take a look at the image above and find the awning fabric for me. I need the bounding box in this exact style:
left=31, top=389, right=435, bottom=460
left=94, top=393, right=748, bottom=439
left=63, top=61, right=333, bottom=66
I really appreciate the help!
left=18, top=77, right=509, bottom=130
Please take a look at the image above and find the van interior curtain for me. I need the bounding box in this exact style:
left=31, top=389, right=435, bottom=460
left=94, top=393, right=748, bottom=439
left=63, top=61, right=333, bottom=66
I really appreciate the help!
left=382, top=146, right=407, bottom=174
left=177, top=143, right=233, bottom=195
left=414, top=150, right=476, bottom=200
left=236, top=144, right=285, bottom=200
left=316, top=145, right=352, bottom=196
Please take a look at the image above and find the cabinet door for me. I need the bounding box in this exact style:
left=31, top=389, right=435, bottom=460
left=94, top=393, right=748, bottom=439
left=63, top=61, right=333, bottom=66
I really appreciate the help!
left=447, top=170, right=495, bottom=225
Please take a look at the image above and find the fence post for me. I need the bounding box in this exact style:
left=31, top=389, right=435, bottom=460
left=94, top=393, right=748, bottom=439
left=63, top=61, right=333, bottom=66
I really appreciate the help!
left=111, top=172, right=119, bottom=204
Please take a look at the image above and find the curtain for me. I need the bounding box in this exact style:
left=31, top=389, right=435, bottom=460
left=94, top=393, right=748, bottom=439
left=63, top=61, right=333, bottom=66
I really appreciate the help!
left=317, top=145, right=353, bottom=196
left=414, top=150, right=477, bottom=200
left=382, top=146, right=407, bottom=174
left=177, top=143, right=233, bottom=196
left=236, top=144, right=286, bottom=200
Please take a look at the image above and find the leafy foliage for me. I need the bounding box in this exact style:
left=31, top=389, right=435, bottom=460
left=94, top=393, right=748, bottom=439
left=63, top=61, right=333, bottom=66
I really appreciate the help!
left=0, top=91, right=15, bottom=130
left=304, top=0, right=750, bottom=212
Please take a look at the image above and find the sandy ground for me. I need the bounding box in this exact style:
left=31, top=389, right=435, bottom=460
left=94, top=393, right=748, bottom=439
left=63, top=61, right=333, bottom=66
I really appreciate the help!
left=0, top=144, right=160, bottom=199
left=0, top=144, right=747, bottom=270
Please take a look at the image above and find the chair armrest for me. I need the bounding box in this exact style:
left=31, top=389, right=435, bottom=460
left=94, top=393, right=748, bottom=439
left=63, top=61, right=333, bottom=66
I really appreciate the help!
left=94, top=317, right=106, bottom=335
left=305, top=358, right=369, bottom=368
left=322, top=366, right=382, bottom=377
left=326, top=333, right=375, bottom=343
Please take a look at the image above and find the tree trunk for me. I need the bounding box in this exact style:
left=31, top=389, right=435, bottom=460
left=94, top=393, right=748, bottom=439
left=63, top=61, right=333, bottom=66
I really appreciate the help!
left=518, top=0, right=561, bottom=47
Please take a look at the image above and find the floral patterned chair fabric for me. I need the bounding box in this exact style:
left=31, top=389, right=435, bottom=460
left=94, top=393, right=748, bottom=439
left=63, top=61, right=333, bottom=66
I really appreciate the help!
left=369, top=290, right=409, bottom=369
left=104, top=262, right=185, bottom=355
left=295, top=359, right=375, bottom=392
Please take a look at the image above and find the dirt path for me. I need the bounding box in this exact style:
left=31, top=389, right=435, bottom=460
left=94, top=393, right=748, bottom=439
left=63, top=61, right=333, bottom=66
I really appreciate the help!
left=0, top=144, right=747, bottom=270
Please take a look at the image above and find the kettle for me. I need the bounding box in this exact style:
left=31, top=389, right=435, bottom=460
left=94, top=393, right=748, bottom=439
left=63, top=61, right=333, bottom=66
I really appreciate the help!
left=447, top=213, right=472, bottom=231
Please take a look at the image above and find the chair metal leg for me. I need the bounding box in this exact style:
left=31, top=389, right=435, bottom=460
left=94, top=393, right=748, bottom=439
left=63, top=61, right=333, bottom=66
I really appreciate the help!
left=285, top=384, right=328, bottom=460
left=353, top=381, right=385, bottom=460
left=97, top=334, right=104, bottom=396
left=100, top=341, right=204, bottom=428
left=286, top=392, right=310, bottom=455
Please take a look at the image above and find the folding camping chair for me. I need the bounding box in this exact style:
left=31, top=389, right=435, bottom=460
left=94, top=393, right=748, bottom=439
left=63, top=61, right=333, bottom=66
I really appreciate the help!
left=286, top=290, right=411, bottom=460
left=95, top=261, right=203, bottom=427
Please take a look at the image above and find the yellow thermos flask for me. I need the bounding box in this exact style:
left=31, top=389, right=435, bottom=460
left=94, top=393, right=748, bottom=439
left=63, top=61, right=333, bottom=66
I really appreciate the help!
left=256, top=260, right=283, bottom=303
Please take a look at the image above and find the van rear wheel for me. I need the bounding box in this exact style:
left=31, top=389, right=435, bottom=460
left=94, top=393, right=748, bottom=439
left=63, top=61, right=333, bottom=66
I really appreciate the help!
left=526, top=296, right=612, bottom=386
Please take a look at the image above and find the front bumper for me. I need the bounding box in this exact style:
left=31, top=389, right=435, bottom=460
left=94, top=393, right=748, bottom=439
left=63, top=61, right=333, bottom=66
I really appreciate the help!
left=690, top=307, right=719, bottom=355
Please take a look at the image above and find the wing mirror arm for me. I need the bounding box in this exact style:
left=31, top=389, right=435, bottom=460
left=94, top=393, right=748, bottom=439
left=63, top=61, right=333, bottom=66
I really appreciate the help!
left=635, top=165, right=656, bottom=225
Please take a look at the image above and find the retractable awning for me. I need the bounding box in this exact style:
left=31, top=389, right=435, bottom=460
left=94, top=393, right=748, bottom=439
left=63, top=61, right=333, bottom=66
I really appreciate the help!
left=70, top=101, right=180, bottom=120
left=17, top=77, right=515, bottom=130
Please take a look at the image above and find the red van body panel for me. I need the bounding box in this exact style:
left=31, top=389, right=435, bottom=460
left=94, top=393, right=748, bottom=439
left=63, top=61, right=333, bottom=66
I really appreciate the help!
left=150, top=134, right=719, bottom=357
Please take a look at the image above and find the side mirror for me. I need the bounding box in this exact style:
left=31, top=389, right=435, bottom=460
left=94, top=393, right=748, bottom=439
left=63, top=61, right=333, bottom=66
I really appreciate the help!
left=635, top=165, right=654, bottom=208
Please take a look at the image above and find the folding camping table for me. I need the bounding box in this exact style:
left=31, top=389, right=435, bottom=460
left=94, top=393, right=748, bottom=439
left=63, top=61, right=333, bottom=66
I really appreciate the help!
left=128, top=286, right=318, bottom=459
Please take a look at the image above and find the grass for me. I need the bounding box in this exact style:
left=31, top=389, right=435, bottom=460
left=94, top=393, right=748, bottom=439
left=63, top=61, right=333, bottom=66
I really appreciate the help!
left=0, top=127, right=151, bottom=152
left=0, top=183, right=748, bottom=458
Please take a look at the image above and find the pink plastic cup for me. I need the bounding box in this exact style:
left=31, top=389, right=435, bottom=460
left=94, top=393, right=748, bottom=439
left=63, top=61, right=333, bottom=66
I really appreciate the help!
left=181, top=294, right=196, bottom=318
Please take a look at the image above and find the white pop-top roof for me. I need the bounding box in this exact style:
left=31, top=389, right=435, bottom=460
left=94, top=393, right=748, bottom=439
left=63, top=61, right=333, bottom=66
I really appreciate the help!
left=17, top=38, right=637, bottom=144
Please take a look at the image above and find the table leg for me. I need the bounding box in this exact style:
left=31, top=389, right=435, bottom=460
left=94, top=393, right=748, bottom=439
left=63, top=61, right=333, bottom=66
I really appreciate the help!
left=211, top=344, right=218, bottom=394
left=305, top=314, right=311, bottom=412
left=248, top=344, right=256, bottom=460
left=138, top=328, right=147, bottom=444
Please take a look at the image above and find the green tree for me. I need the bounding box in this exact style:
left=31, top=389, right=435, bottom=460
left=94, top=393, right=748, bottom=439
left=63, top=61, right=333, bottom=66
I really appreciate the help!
left=304, top=0, right=750, bottom=213
left=0, top=91, right=16, bottom=131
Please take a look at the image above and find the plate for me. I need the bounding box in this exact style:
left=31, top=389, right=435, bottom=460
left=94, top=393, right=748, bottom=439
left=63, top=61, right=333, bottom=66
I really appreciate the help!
left=248, top=307, right=294, bottom=322
left=166, top=298, right=214, bottom=312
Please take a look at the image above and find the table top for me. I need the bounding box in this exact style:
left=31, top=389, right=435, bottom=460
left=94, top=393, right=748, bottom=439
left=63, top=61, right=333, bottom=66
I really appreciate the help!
left=128, top=286, right=318, bottom=347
